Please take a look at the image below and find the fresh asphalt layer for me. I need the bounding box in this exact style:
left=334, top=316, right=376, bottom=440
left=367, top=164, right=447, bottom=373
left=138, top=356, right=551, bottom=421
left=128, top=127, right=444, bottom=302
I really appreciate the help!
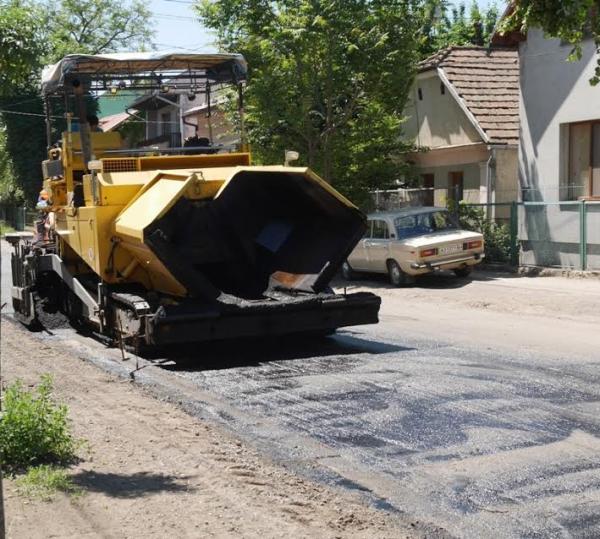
left=158, top=328, right=600, bottom=539
left=2, top=240, right=600, bottom=538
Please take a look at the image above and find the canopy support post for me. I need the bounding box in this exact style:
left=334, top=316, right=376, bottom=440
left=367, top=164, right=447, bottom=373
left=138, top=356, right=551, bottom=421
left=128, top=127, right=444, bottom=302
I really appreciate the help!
left=73, top=82, right=93, bottom=170
left=238, top=82, right=247, bottom=152
left=206, top=82, right=214, bottom=145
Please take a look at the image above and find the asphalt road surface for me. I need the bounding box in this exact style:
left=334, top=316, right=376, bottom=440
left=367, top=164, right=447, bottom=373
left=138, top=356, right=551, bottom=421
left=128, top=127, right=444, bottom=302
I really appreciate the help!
left=2, top=239, right=600, bottom=538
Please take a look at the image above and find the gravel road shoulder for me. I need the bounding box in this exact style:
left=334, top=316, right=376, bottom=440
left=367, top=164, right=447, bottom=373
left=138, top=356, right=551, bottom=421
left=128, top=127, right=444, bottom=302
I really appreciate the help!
left=1, top=318, right=415, bottom=539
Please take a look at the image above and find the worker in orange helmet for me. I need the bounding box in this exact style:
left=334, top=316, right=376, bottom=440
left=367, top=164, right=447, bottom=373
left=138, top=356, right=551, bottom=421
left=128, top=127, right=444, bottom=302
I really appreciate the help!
left=36, top=189, right=49, bottom=208
left=35, top=189, right=53, bottom=243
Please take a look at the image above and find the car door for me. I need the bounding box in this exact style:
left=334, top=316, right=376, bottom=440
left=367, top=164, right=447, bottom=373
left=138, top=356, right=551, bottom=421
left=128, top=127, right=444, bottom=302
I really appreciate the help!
left=365, top=219, right=390, bottom=272
left=348, top=219, right=371, bottom=271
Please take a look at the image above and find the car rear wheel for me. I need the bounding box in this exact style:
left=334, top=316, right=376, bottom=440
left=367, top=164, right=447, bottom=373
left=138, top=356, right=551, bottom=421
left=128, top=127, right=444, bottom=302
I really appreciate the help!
left=454, top=266, right=472, bottom=278
left=342, top=260, right=357, bottom=281
left=387, top=260, right=414, bottom=287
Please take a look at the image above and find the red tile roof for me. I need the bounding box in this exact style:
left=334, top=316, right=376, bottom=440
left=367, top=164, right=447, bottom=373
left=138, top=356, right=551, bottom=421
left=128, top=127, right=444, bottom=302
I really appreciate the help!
left=99, top=111, right=132, bottom=132
left=419, top=46, right=519, bottom=145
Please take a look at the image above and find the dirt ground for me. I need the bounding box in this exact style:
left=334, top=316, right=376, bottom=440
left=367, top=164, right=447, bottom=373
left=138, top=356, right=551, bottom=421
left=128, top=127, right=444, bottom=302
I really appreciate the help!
left=1, top=319, right=414, bottom=539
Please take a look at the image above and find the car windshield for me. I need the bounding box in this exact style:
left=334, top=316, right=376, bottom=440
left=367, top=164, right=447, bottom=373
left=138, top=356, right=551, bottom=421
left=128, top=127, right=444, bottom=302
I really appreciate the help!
left=393, top=211, right=458, bottom=240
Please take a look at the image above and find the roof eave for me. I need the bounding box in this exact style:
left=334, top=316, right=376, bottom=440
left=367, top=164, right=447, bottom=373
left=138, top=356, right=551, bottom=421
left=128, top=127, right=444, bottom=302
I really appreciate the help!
left=436, top=67, right=490, bottom=144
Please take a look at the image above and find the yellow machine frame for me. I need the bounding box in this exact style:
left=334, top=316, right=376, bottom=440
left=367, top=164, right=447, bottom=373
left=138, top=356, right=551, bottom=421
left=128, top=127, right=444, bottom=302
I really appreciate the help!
left=44, top=132, right=356, bottom=298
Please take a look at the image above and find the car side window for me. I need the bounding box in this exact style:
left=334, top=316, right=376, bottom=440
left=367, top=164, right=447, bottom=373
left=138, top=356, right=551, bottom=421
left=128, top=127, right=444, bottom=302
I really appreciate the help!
left=363, top=220, right=373, bottom=239
left=372, top=220, right=389, bottom=239
left=395, top=215, right=418, bottom=239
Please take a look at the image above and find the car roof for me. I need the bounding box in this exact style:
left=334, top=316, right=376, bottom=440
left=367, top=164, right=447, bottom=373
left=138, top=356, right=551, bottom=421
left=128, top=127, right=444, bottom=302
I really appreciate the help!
left=367, top=207, right=447, bottom=220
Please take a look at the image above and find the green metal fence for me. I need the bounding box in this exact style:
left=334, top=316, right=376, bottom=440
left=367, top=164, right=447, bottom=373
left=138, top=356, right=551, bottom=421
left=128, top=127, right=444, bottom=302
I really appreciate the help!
left=0, top=205, right=28, bottom=231
left=462, top=200, right=600, bottom=271
left=3, top=197, right=599, bottom=271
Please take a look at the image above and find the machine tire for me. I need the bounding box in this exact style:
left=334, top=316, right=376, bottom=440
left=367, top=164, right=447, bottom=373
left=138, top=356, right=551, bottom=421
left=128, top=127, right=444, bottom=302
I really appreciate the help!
left=454, top=266, right=472, bottom=279
left=341, top=260, right=357, bottom=281
left=387, top=260, right=415, bottom=287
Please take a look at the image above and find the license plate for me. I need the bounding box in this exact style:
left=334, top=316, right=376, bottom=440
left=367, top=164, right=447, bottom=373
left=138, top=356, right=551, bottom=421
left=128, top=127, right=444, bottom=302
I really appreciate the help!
left=438, top=244, right=462, bottom=255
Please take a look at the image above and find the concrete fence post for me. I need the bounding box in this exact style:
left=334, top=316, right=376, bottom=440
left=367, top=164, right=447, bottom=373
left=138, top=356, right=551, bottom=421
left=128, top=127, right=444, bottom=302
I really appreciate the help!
left=580, top=200, right=587, bottom=271
left=510, top=201, right=519, bottom=267
left=15, top=206, right=26, bottom=231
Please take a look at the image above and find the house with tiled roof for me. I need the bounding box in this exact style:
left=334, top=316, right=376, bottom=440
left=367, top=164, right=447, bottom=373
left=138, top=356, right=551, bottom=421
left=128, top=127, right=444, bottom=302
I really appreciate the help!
left=491, top=14, right=600, bottom=268
left=403, top=46, right=519, bottom=212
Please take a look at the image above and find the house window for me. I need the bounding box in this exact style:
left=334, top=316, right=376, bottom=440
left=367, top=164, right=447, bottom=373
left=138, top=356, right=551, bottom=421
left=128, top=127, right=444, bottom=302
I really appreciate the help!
left=161, top=112, right=172, bottom=136
left=421, top=173, right=434, bottom=206
left=418, top=88, right=423, bottom=101
left=448, top=171, right=464, bottom=203
left=440, top=82, right=446, bottom=95
left=567, top=121, right=600, bottom=199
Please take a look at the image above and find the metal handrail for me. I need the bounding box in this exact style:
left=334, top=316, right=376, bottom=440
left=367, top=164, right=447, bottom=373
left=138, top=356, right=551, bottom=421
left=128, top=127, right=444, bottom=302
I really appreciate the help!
left=73, top=144, right=238, bottom=156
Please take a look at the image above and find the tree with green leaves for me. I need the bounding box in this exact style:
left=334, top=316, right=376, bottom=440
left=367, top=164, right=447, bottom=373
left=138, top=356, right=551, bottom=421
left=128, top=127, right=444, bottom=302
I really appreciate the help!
left=0, top=0, right=153, bottom=96
left=197, top=0, right=421, bottom=204
left=418, top=1, right=499, bottom=59
left=0, top=126, right=22, bottom=204
left=48, top=0, right=153, bottom=59
left=0, top=0, right=154, bottom=203
left=0, top=1, right=47, bottom=97
left=501, top=0, right=600, bottom=85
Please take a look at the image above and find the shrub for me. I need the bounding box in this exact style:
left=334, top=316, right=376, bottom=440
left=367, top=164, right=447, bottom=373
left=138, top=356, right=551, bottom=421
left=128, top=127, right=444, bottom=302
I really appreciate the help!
left=15, top=464, right=80, bottom=501
left=448, top=201, right=513, bottom=264
left=0, top=220, right=15, bottom=234
left=0, top=374, right=76, bottom=473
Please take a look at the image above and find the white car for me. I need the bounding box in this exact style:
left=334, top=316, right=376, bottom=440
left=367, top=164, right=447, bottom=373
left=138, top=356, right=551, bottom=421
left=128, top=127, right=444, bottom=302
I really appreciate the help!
left=343, top=208, right=484, bottom=285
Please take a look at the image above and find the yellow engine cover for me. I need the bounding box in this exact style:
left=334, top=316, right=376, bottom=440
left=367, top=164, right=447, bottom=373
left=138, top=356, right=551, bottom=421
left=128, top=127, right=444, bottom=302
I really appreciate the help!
left=57, top=162, right=362, bottom=300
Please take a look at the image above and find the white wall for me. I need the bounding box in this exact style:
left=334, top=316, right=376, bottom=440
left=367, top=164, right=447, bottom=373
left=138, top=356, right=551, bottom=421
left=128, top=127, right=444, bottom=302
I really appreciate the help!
left=495, top=147, right=519, bottom=203
left=519, top=29, right=600, bottom=201
left=183, top=109, right=237, bottom=146
left=416, top=162, right=483, bottom=206
left=404, top=72, right=482, bottom=149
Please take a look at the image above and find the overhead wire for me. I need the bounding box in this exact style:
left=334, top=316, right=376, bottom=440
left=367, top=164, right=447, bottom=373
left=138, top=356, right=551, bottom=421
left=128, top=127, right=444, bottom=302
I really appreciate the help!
left=0, top=97, right=45, bottom=109
left=0, top=109, right=51, bottom=119
left=154, top=12, right=197, bottom=21
left=154, top=42, right=214, bottom=51
left=0, top=108, right=189, bottom=125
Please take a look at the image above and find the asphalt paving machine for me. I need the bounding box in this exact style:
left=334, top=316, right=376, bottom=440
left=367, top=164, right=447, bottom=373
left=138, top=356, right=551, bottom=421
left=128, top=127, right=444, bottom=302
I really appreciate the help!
left=8, top=52, right=380, bottom=350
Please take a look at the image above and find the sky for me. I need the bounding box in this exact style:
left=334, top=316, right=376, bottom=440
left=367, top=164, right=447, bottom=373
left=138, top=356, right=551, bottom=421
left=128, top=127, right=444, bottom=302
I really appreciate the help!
left=150, top=0, right=216, bottom=53
left=148, top=0, right=507, bottom=53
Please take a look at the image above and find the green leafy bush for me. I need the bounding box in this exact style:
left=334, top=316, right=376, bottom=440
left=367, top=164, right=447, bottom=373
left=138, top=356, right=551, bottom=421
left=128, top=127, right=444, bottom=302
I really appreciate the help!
left=15, top=464, right=80, bottom=501
left=0, top=220, right=15, bottom=234
left=0, top=374, right=76, bottom=473
left=449, top=201, right=513, bottom=264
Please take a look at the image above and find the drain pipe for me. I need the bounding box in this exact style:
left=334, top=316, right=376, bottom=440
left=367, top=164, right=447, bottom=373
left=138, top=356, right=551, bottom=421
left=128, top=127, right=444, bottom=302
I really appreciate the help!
left=485, top=147, right=497, bottom=220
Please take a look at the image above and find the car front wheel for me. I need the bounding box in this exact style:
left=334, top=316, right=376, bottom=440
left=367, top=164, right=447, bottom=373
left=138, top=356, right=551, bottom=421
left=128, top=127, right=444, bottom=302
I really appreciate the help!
left=454, top=266, right=472, bottom=278
left=387, top=260, right=415, bottom=286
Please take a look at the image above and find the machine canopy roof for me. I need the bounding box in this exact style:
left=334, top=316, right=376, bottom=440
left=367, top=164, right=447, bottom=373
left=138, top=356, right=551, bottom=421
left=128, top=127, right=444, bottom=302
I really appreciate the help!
left=41, top=51, right=247, bottom=95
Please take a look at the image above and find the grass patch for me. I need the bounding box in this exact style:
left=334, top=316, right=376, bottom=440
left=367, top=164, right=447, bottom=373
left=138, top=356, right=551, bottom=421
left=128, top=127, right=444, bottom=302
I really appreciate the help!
left=15, top=464, right=81, bottom=501
left=0, top=374, right=77, bottom=473
left=0, top=219, right=15, bottom=234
